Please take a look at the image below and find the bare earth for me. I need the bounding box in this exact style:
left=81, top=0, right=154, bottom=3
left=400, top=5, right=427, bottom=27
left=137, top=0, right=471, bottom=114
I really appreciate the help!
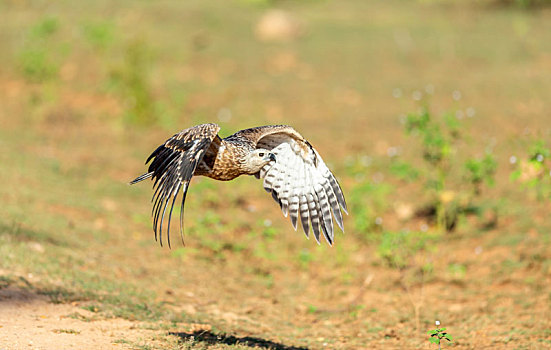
left=0, top=287, right=152, bottom=350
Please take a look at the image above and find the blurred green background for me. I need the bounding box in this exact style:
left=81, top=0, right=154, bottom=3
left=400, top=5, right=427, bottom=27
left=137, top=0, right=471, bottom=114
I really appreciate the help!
left=0, top=0, right=550, bottom=349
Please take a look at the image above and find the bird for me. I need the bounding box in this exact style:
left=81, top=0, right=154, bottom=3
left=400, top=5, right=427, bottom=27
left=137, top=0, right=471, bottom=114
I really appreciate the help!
left=130, top=123, right=347, bottom=247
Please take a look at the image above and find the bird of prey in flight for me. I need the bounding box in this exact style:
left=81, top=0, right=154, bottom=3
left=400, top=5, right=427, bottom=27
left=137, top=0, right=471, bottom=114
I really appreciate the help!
left=131, top=123, right=347, bottom=247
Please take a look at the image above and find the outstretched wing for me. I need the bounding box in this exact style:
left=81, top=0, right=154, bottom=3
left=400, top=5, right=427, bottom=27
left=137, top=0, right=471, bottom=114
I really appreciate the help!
left=130, top=123, right=221, bottom=247
left=240, top=125, right=347, bottom=246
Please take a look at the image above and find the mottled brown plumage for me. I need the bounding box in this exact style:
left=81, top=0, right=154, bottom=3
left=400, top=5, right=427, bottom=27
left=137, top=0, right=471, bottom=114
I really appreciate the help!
left=131, top=123, right=347, bottom=247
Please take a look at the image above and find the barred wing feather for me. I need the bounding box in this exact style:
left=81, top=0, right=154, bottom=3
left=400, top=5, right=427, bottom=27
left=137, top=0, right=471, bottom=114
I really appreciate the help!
left=257, top=135, right=347, bottom=245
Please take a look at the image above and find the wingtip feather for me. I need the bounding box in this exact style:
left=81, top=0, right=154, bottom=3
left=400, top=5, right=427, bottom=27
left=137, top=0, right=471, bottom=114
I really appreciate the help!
left=130, top=172, right=153, bottom=185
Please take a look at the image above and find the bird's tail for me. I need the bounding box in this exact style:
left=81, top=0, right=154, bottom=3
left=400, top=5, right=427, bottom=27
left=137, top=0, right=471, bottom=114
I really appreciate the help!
left=129, top=172, right=153, bottom=185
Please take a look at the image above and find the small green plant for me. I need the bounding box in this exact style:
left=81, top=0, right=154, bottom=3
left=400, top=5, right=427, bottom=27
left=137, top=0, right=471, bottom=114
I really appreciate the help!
left=428, top=321, right=453, bottom=349
left=511, top=139, right=551, bottom=201
left=404, top=108, right=454, bottom=169
left=404, top=107, right=458, bottom=231
left=465, top=153, right=497, bottom=195
left=491, top=0, right=551, bottom=9
left=30, top=17, right=59, bottom=38
left=307, top=304, right=318, bottom=313
left=18, top=48, right=57, bottom=82
left=17, top=17, right=61, bottom=82
left=298, top=248, right=313, bottom=269
left=345, top=157, right=392, bottom=238
left=377, top=230, right=439, bottom=269
left=82, top=21, right=115, bottom=49
left=52, top=328, right=81, bottom=334
left=389, top=160, right=419, bottom=182
left=350, top=181, right=391, bottom=235
left=447, top=262, right=467, bottom=280
left=109, top=38, right=157, bottom=126
left=400, top=100, right=497, bottom=232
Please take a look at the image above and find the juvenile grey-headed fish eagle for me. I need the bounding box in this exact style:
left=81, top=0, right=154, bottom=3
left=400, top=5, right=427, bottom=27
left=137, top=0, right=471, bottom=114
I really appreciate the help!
left=131, top=123, right=347, bottom=247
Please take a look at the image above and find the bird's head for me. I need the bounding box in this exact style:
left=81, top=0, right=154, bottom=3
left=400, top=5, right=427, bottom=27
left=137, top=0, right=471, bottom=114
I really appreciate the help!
left=243, top=148, right=276, bottom=174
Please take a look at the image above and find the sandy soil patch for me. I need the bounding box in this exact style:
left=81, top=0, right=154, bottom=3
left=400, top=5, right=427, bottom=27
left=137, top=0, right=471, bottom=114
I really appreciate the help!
left=0, top=287, right=154, bottom=350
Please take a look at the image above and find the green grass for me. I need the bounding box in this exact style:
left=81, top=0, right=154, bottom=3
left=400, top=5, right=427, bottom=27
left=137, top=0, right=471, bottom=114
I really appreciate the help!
left=52, top=328, right=81, bottom=334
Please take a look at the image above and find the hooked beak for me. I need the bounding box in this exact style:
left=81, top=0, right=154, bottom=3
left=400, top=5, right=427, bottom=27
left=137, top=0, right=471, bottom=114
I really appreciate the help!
left=265, top=153, right=276, bottom=162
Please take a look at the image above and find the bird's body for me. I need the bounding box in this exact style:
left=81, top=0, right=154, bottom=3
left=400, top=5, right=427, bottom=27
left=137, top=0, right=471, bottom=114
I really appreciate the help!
left=195, top=134, right=255, bottom=181
left=131, top=123, right=347, bottom=247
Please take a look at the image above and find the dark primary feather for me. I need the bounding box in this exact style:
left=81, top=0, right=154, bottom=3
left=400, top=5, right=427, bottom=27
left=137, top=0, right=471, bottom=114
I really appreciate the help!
left=130, top=123, right=220, bottom=247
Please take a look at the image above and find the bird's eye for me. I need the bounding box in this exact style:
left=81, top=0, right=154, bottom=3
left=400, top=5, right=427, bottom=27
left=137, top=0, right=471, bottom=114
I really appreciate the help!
left=258, top=152, right=265, bottom=157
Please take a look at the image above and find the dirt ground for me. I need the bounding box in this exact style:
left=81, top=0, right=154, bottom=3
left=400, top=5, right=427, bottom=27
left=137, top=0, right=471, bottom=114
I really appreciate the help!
left=0, top=286, right=155, bottom=350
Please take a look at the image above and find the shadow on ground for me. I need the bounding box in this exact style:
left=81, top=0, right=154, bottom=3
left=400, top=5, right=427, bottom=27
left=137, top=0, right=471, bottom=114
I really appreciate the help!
left=0, top=274, right=88, bottom=305
left=170, top=330, right=309, bottom=350
left=0, top=286, right=45, bottom=305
